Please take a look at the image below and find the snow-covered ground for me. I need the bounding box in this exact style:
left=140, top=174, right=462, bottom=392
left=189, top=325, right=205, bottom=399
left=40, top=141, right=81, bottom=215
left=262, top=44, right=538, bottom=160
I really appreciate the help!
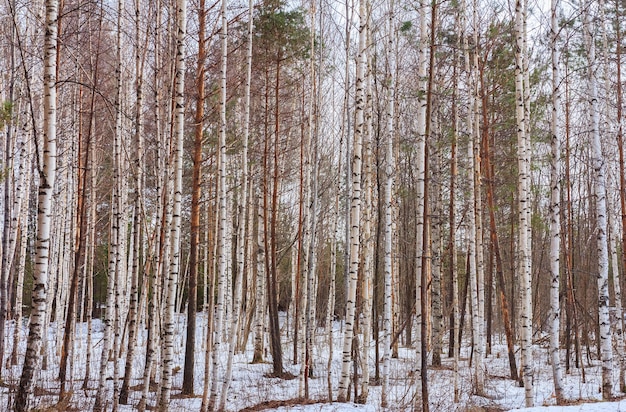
left=1, top=314, right=624, bottom=411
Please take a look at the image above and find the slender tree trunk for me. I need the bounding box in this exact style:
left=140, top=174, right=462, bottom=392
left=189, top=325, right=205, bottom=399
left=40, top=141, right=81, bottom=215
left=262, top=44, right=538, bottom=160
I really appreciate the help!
left=301, top=2, right=319, bottom=398
left=0, top=10, right=18, bottom=379
left=583, top=2, right=613, bottom=398
left=337, top=0, right=366, bottom=399
left=138, top=5, right=166, bottom=409
left=11, top=145, right=32, bottom=368
left=94, top=0, right=124, bottom=407
left=158, top=0, right=186, bottom=407
left=208, top=0, right=228, bottom=406
left=480, top=64, right=518, bottom=382
left=219, top=0, right=252, bottom=402
left=462, top=0, right=483, bottom=394
left=357, top=60, right=373, bottom=403
left=450, top=18, right=460, bottom=400
left=414, top=0, right=428, bottom=402
left=15, top=1, right=58, bottom=410
left=419, top=2, right=437, bottom=411
left=381, top=2, right=395, bottom=404
left=614, top=0, right=626, bottom=392
left=182, top=0, right=206, bottom=395
left=515, top=0, right=533, bottom=405
left=549, top=0, right=564, bottom=402
left=253, top=188, right=266, bottom=363
left=59, top=62, right=90, bottom=400
left=120, top=0, right=146, bottom=402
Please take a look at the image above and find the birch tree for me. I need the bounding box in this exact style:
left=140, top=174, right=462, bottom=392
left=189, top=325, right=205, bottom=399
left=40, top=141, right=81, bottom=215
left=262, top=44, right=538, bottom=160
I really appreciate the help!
left=14, top=0, right=58, bottom=410
left=219, top=0, right=253, bottom=402
left=583, top=0, right=613, bottom=399
left=94, top=2, right=124, bottom=408
left=515, top=0, right=533, bottom=405
left=549, top=0, right=564, bottom=402
left=381, top=0, right=395, bottom=405
left=207, top=0, right=228, bottom=406
left=337, top=0, right=366, bottom=399
left=159, top=0, right=186, bottom=407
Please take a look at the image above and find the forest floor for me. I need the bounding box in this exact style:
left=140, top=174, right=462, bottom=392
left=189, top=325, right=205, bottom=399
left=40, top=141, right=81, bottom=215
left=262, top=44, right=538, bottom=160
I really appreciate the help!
left=0, top=313, right=624, bottom=411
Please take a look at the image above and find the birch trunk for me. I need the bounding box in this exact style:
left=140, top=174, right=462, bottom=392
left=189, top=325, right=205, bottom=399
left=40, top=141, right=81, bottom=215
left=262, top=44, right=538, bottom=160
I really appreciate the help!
left=219, top=0, right=252, bottom=401
left=450, top=16, right=460, bottom=399
left=11, top=148, right=32, bottom=367
left=610, top=219, right=626, bottom=391
left=583, top=2, right=613, bottom=398
left=138, top=5, right=166, bottom=408
left=158, top=0, right=186, bottom=407
left=471, top=0, right=485, bottom=368
left=462, top=0, right=483, bottom=393
left=253, top=188, right=266, bottom=363
left=94, top=0, right=124, bottom=407
left=381, top=1, right=395, bottom=404
left=337, top=0, right=366, bottom=398
left=515, top=0, right=533, bottom=405
left=358, top=63, right=373, bottom=403
left=549, top=0, right=564, bottom=402
left=120, top=0, right=146, bottom=401
left=14, top=1, right=57, bottom=409
left=414, top=0, right=428, bottom=401
left=208, top=0, right=228, bottom=406
left=615, top=0, right=626, bottom=392
left=301, top=1, right=318, bottom=397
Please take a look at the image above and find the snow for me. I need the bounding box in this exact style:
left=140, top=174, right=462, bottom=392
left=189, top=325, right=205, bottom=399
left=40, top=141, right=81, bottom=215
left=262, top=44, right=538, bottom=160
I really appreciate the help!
left=511, top=400, right=626, bottom=412
left=2, top=313, right=626, bottom=411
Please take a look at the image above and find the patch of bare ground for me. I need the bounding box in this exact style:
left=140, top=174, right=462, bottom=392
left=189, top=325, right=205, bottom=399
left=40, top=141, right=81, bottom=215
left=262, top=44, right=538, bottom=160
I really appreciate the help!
left=429, top=363, right=454, bottom=371
left=171, top=391, right=202, bottom=399
left=0, top=380, right=17, bottom=390
left=556, top=394, right=626, bottom=406
left=264, top=371, right=297, bottom=380
left=239, top=397, right=329, bottom=411
left=31, top=394, right=80, bottom=412
left=464, top=407, right=506, bottom=412
left=34, top=386, right=57, bottom=396
left=130, top=381, right=159, bottom=391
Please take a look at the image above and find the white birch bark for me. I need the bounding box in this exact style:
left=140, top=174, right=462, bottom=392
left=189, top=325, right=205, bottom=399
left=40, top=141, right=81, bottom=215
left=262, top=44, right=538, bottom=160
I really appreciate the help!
left=14, top=0, right=57, bottom=409
left=337, top=0, right=366, bottom=399
left=471, top=0, right=485, bottom=368
left=94, top=0, right=124, bottom=406
left=219, top=0, right=252, bottom=401
left=119, top=0, right=144, bottom=400
left=461, top=0, right=483, bottom=393
left=305, top=143, right=320, bottom=398
left=253, top=188, right=266, bottom=363
left=208, top=1, right=228, bottom=407
left=414, top=0, right=428, bottom=401
left=138, top=5, right=165, bottom=408
left=10, top=117, right=32, bottom=367
left=549, top=0, right=564, bottom=401
left=298, top=3, right=316, bottom=395
left=158, top=0, right=186, bottom=407
left=359, top=60, right=373, bottom=402
left=610, top=220, right=626, bottom=391
left=583, top=1, right=613, bottom=398
left=2, top=101, right=29, bottom=373
left=515, top=0, right=533, bottom=405
left=303, top=2, right=320, bottom=398
left=326, top=155, right=340, bottom=402
left=12, top=155, right=32, bottom=366
left=82, top=142, right=97, bottom=390
left=381, top=1, right=394, bottom=405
